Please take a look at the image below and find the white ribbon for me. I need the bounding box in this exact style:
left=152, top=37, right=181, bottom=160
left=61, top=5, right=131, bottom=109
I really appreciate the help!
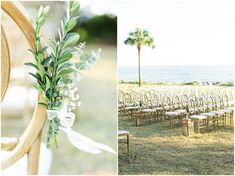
left=47, top=110, right=116, bottom=154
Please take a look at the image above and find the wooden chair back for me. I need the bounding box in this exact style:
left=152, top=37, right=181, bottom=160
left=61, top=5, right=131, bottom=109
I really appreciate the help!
left=1, top=25, right=10, bottom=102
left=1, top=2, right=47, bottom=175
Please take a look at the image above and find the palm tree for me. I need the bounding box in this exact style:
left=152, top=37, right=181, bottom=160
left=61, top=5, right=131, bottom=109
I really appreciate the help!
left=124, top=28, right=155, bottom=87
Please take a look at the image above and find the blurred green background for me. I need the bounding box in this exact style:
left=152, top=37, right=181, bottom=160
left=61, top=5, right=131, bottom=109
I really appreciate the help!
left=1, top=0, right=117, bottom=175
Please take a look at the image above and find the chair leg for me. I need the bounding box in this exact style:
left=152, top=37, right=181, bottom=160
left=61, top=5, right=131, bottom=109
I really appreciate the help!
left=170, top=116, right=172, bottom=128
left=206, top=118, right=209, bottom=131
left=127, top=134, right=129, bottom=157
left=224, top=113, right=227, bottom=128
left=27, top=132, right=42, bottom=175
left=231, top=112, right=233, bottom=125
left=197, top=119, right=199, bottom=133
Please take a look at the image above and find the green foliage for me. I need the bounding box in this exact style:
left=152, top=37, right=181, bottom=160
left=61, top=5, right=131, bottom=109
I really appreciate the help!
left=25, top=1, right=100, bottom=148
left=75, top=49, right=101, bottom=70
left=47, top=117, right=60, bottom=148
left=124, top=28, right=155, bottom=87
left=221, top=82, right=234, bottom=87
left=124, top=28, right=155, bottom=49
left=77, top=15, right=117, bottom=44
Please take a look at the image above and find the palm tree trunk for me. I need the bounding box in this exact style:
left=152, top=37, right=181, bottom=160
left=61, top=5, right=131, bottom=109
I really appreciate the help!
left=138, top=47, right=141, bottom=87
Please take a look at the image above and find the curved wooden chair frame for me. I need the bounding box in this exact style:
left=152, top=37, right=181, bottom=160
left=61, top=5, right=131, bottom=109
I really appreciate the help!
left=1, top=2, right=47, bottom=175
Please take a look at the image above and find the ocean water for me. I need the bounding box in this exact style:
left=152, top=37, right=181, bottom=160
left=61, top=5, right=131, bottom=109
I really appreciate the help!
left=118, top=65, right=234, bottom=83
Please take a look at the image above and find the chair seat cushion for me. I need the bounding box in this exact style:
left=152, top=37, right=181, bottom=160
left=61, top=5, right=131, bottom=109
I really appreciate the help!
left=176, top=109, right=187, bottom=114
left=220, top=109, right=232, bottom=113
left=118, top=130, right=129, bottom=136
left=125, top=106, right=139, bottom=110
left=210, top=111, right=224, bottom=115
left=190, top=115, right=207, bottom=119
left=165, top=111, right=180, bottom=116
left=200, top=112, right=215, bottom=117
left=189, top=108, right=197, bottom=112
left=164, top=106, right=171, bottom=110
left=153, top=107, right=164, bottom=111
left=198, top=107, right=205, bottom=111
left=142, top=109, right=156, bottom=113
left=225, top=107, right=234, bottom=111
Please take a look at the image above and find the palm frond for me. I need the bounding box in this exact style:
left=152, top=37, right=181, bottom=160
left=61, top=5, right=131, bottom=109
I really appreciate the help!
left=124, top=28, right=155, bottom=48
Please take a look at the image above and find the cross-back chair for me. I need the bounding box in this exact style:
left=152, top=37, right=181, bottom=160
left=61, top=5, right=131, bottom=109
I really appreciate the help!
left=1, top=2, right=47, bottom=175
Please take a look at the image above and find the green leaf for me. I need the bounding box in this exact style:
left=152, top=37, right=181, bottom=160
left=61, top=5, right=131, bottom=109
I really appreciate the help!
left=75, top=62, right=87, bottom=70
left=57, top=52, right=73, bottom=65
left=57, top=68, right=74, bottom=78
left=70, top=1, right=80, bottom=15
left=45, top=76, right=51, bottom=91
left=50, top=61, right=54, bottom=68
left=63, top=32, right=80, bottom=48
left=37, top=62, right=46, bottom=78
left=33, top=84, right=43, bottom=93
left=29, top=72, right=42, bottom=83
left=37, top=16, right=46, bottom=26
left=36, top=53, right=44, bottom=62
left=28, top=49, right=36, bottom=55
left=66, top=17, right=78, bottom=32
left=39, top=46, right=48, bottom=53
left=42, top=5, right=50, bottom=16
left=24, top=62, right=38, bottom=70
left=61, top=20, right=65, bottom=36
left=61, top=77, right=73, bottom=84
left=37, top=5, right=44, bottom=19
left=58, top=62, right=73, bottom=72
left=41, top=55, right=52, bottom=66
left=75, top=49, right=101, bottom=70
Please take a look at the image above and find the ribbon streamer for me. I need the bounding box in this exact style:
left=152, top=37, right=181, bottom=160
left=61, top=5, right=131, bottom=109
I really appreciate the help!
left=47, top=110, right=116, bottom=154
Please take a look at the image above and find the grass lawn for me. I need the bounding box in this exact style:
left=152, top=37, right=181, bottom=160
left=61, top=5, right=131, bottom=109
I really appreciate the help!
left=118, top=119, right=234, bottom=175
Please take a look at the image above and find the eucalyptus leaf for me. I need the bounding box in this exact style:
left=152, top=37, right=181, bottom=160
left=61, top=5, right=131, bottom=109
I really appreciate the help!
left=58, top=62, right=73, bottom=72
left=37, top=16, right=46, bottom=25
left=50, top=61, right=54, bottom=68
left=61, top=77, right=73, bottom=84
left=37, top=5, right=44, bottom=19
left=42, top=6, right=50, bottom=16
left=70, top=1, right=80, bottom=15
left=45, top=76, right=51, bottom=91
left=63, top=32, right=80, bottom=48
left=24, top=62, right=38, bottom=70
left=61, top=20, right=65, bottom=36
left=41, top=55, right=52, bottom=66
left=57, top=52, right=73, bottom=65
left=37, top=62, right=46, bottom=78
left=26, top=1, right=101, bottom=149
left=58, top=28, right=62, bottom=41
left=33, top=84, right=43, bottom=93
left=66, top=17, right=78, bottom=32
left=29, top=72, right=41, bottom=83
left=39, top=46, right=48, bottom=54
left=57, top=68, right=74, bottom=78
left=28, top=49, right=36, bottom=55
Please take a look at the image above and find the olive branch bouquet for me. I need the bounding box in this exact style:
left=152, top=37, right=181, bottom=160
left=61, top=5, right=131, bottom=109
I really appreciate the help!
left=25, top=1, right=101, bottom=148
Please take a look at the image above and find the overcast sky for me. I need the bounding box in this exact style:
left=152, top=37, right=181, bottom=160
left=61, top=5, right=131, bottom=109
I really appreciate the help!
left=80, top=0, right=116, bottom=15
left=118, top=0, right=235, bottom=66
